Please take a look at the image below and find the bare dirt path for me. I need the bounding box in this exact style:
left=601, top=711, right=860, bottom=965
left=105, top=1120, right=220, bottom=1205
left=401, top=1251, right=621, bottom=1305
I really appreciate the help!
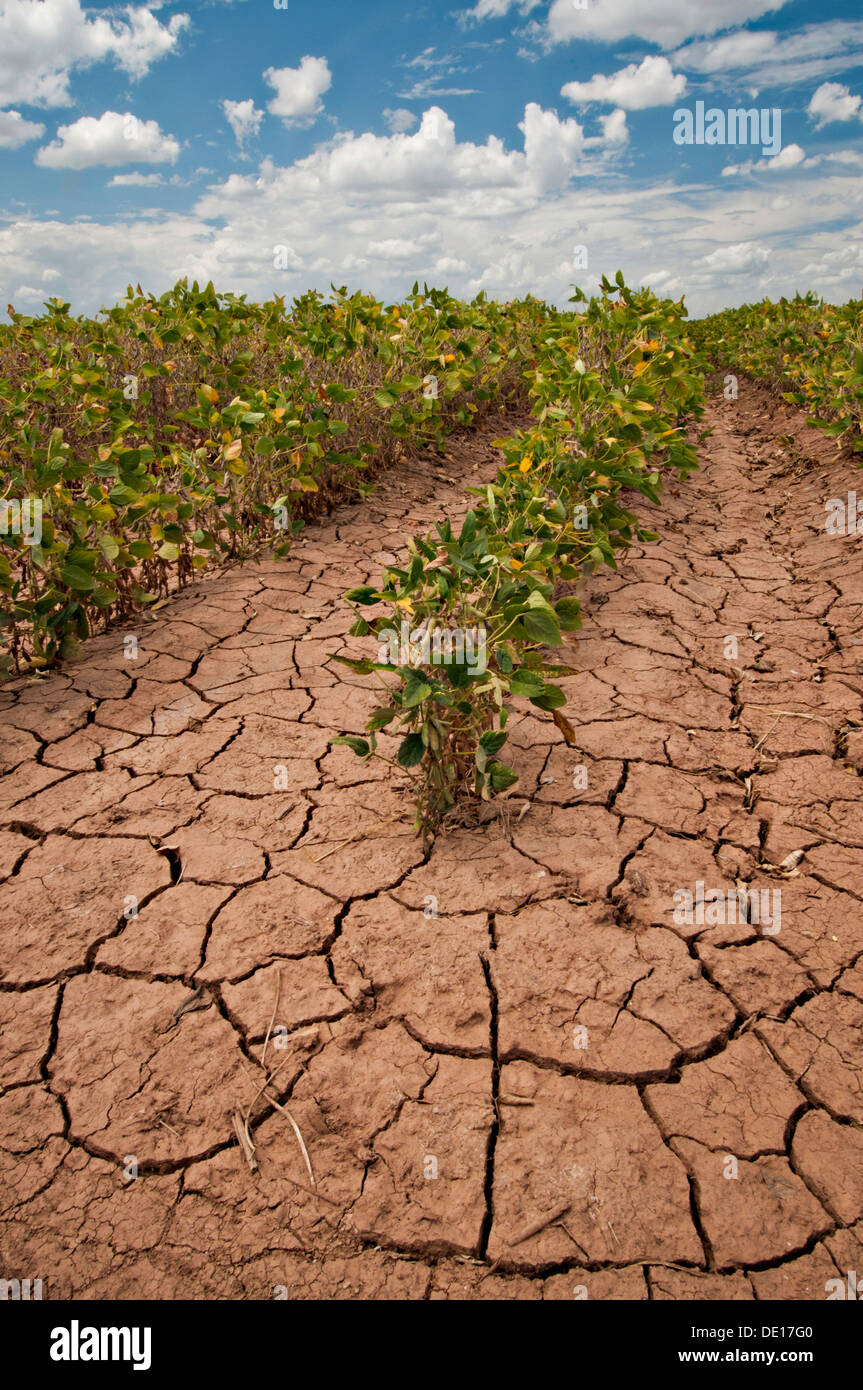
left=1, top=388, right=861, bottom=1301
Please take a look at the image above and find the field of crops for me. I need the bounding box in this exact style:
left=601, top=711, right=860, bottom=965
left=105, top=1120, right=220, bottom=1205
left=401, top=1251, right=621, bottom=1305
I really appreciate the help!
left=1, top=272, right=704, bottom=833
left=693, top=292, right=863, bottom=449
left=3, top=274, right=863, bottom=1311
left=0, top=280, right=537, bottom=675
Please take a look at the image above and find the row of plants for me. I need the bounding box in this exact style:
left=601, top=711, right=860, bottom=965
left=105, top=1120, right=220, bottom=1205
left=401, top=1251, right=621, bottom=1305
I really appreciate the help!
left=332, top=272, right=705, bottom=839
left=692, top=291, right=863, bottom=448
left=0, top=279, right=544, bottom=674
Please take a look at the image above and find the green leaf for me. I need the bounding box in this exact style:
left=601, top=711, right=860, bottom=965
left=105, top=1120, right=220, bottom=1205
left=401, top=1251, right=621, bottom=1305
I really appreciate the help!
left=489, top=762, right=519, bottom=792
left=508, top=667, right=546, bottom=697
left=158, top=542, right=180, bottom=562
left=345, top=586, right=381, bottom=605
left=520, top=608, right=561, bottom=645
left=109, top=483, right=141, bottom=506
left=330, top=654, right=384, bottom=674
left=128, top=540, right=155, bottom=560
left=479, top=730, right=508, bottom=755
left=397, top=732, right=425, bottom=768
left=59, top=565, right=94, bottom=592
left=367, top=706, right=397, bottom=731
left=403, top=672, right=432, bottom=708
left=375, top=389, right=397, bottom=409
left=553, top=596, right=581, bottom=630
left=530, top=683, right=567, bottom=711
left=331, top=735, right=372, bottom=758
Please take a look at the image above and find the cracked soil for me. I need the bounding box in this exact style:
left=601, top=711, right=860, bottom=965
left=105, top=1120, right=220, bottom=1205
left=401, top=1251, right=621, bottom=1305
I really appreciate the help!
left=1, top=383, right=862, bottom=1301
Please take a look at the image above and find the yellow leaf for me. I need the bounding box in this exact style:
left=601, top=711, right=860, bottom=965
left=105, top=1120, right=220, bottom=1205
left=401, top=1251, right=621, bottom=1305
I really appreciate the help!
left=519, top=456, right=532, bottom=473
left=397, top=598, right=414, bottom=613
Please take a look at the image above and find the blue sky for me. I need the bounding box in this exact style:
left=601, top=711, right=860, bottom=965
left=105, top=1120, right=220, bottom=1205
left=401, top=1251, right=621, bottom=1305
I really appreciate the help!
left=1, top=0, right=862, bottom=317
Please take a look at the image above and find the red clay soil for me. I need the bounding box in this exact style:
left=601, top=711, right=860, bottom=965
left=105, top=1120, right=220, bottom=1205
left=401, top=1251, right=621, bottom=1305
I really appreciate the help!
left=1, top=386, right=862, bottom=1301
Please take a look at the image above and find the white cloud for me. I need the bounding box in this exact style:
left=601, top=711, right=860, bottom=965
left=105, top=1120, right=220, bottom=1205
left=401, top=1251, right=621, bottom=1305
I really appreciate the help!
left=366, top=235, right=438, bottom=261
left=700, top=242, right=770, bottom=273
left=562, top=57, right=686, bottom=111
left=264, top=56, right=332, bottom=127
left=0, top=0, right=188, bottom=109
left=769, top=143, right=806, bottom=170
left=35, top=111, right=180, bottom=170
left=808, top=81, right=862, bottom=128
left=519, top=102, right=586, bottom=191
left=435, top=255, right=469, bottom=273
left=222, top=98, right=264, bottom=148
left=383, top=108, right=418, bottom=134
left=722, top=143, right=806, bottom=177
left=0, top=108, right=45, bottom=147
left=545, top=0, right=790, bottom=48
left=673, top=22, right=863, bottom=90
left=397, top=79, right=479, bottom=99
left=458, top=0, right=541, bottom=25
left=3, top=104, right=862, bottom=322
left=108, top=171, right=164, bottom=187
left=599, top=109, right=629, bottom=145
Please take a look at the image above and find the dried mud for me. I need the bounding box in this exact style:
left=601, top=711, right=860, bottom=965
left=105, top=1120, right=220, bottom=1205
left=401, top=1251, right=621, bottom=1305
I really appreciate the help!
left=1, top=388, right=861, bottom=1300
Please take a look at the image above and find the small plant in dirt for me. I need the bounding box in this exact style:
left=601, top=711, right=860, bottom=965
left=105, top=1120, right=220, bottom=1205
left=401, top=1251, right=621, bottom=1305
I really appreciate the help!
left=333, top=272, right=705, bottom=839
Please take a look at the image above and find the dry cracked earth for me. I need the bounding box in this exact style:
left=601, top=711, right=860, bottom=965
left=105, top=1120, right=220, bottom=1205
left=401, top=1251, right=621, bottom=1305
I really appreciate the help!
left=1, top=384, right=862, bottom=1302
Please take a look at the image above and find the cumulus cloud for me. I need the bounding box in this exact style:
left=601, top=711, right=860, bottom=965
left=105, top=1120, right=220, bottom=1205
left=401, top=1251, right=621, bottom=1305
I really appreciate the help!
left=562, top=57, right=687, bottom=111
left=222, top=98, right=264, bottom=148
left=35, top=111, right=180, bottom=170
left=366, top=234, right=439, bottom=261
left=434, top=255, right=469, bottom=273
left=383, top=108, right=418, bottom=134
left=700, top=241, right=770, bottom=273
left=769, top=143, right=806, bottom=170
left=0, top=0, right=188, bottom=109
left=599, top=109, right=629, bottom=145
left=264, top=56, right=332, bottom=127
left=0, top=108, right=45, bottom=147
left=519, top=102, right=586, bottom=191
left=544, top=0, right=791, bottom=48
left=808, top=81, right=862, bottom=128
left=722, top=143, right=806, bottom=176
left=2, top=102, right=861, bottom=321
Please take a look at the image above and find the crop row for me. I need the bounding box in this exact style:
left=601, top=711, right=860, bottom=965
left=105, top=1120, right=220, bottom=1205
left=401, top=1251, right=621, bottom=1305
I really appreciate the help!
left=692, top=292, right=863, bottom=448
left=333, top=273, right=705, bottom=837
left=0, top=279, right=543, bottom=674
